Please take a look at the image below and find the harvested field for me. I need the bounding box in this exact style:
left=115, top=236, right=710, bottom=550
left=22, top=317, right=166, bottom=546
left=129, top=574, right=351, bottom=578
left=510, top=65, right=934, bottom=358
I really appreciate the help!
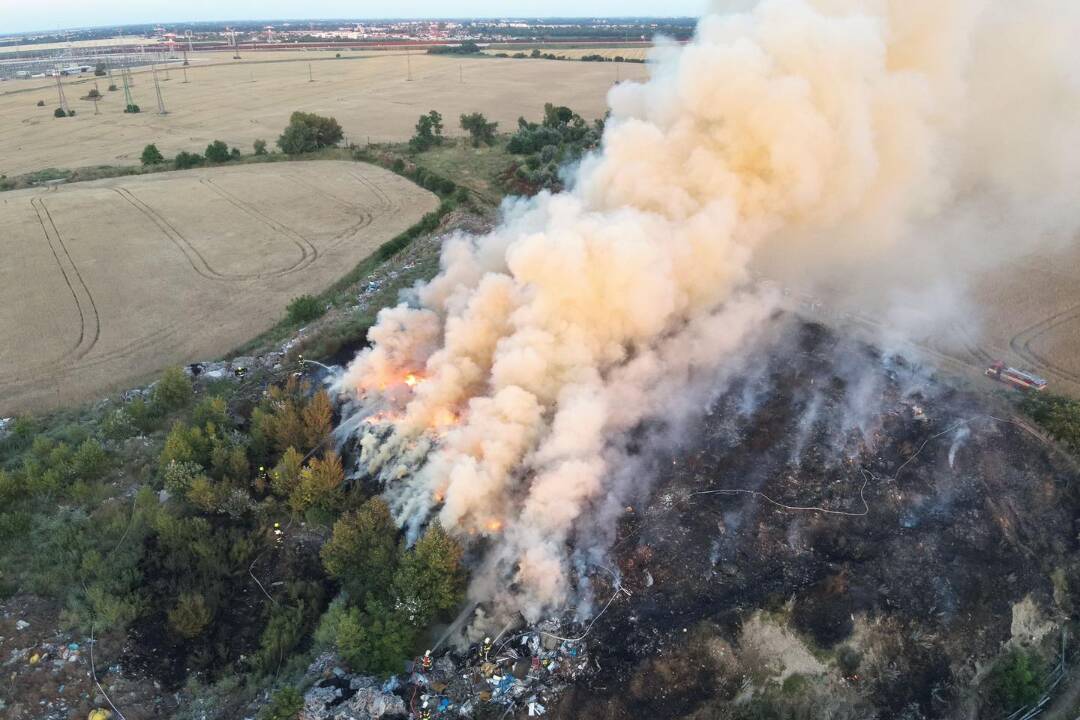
left=0, top=160, right=438, bottom=413
left=0, top=52, right=646, bottom=177
left=766, top=238, right=1080, bottom=399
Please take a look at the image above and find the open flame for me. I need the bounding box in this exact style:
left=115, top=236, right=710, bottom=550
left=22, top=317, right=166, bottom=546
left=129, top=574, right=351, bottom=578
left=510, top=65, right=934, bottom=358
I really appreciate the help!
left=404, top=373, right=419, bottom=388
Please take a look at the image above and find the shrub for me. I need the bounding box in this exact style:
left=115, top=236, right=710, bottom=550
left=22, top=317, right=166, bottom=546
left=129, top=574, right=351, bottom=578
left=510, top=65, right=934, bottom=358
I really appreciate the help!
left=72, top=439, right=109, bottom=481
left=141, top=143, right=165, bottom=166
left=230, top=147, right=242, bottom=160
left=108, top=84, right=118, bottom=92
left=253, top=138, right=268, bottom=155
left=124, top=103, right=140, bottom=114
left=168, top=592, right=212, bottom=639
left=152, top=367, right=193, bottom=414
left=1021, top=392, right=1080, bottom=455
left=174, top=151, right=203, bottom=170
left=286, top=295, right=324, bottom=325
left=205, top=140, right=231, bottom=163
left=261, top=687, right=304, bottom=720
left=460, top=112, right=498, bottom=147
left=94, top=63, right=107, bottom=76
left=37, top=99, right=45, bottom=107
left=986, top=649, right=1044, bottom=710
left=54, top=107, right=68, bottom=118
left=87, top=88, right=101, bottom=99
left=321, top=498, right=399, bottom=603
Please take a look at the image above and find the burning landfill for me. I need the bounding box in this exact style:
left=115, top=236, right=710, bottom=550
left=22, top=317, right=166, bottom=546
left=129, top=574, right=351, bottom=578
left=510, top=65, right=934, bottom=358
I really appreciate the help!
left=314, top=0, right=1080, bottom=717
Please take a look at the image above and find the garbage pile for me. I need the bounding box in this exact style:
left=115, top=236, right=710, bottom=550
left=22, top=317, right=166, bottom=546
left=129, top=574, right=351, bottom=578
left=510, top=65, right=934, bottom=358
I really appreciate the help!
left=408, top=622, right=603, bottom=718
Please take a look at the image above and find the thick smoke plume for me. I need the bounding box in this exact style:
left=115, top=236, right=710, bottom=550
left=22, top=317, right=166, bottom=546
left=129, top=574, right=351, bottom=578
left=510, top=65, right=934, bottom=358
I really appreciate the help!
left=336, top=0, right=1080, bottom=621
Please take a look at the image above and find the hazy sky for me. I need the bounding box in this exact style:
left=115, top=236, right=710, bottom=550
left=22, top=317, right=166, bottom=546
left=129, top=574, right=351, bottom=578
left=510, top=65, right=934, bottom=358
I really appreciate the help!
left=3, top=1, right=708, bottom=34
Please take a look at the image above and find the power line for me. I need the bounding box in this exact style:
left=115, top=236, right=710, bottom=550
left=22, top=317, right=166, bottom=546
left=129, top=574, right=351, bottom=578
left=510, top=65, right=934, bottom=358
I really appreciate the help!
left=53, top=68, right=69, bottom=115
left=152, top=63, right=166, bottom=114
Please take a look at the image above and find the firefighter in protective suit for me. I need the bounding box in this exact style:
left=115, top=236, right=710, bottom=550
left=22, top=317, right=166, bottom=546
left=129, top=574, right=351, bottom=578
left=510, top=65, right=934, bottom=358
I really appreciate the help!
left=419, top=700, right=432, bottom=720
left=482, top=636, right=493, bottom=659
left=421, top=649, right=433, bottom=672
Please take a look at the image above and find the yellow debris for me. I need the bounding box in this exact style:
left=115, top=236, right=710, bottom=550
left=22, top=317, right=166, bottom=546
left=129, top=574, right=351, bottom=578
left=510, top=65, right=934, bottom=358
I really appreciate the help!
left=88, top=710, right=114, bottom=720
left=29, top=653, right=40, bottom=665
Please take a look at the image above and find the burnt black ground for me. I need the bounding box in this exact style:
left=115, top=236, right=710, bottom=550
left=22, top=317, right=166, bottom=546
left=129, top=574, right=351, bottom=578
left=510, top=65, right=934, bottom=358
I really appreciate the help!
left=549, top=321, right=1079, bottom=720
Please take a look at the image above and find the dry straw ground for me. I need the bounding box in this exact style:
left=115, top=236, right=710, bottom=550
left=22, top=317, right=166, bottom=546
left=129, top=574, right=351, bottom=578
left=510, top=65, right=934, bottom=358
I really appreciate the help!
left=0, top=161, right=438, bottom=413
left=0, top=51, right=645, bottom=177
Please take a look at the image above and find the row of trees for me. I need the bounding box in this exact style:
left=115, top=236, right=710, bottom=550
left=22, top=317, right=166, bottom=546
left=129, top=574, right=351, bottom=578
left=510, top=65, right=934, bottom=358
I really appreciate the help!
left=141, top=139, right=255, bottom=169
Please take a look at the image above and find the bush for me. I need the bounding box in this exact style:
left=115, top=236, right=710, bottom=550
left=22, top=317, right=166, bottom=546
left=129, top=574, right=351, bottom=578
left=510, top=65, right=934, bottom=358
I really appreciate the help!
left=261, top=687, right=304, bottom=720
left=1021, top=392, right=1080, bottom=455
left=205, top=140, right=231, bottom=163
left=141, top=144, right=165, bottom=166
left=986, top=649, right=1044, bottom=710
left=124, top=103, right=140, bottom=114
left=152, top=367, right=193, bottom=414
left=460, top=112, right=498, bottom=147
left=87, top=88, right=101, bottom=99
left=321, top=498, right=399, bottom=603
left=94, top=63, right=107, bottom=76
left=288, top=451, right=344, bottom=515
left=428, top=41, right=481, bottom=55
left=108, top=84, right=118, bottom=92
left=230, top=147, right=242, bottom=160
left=285, top=295, right=324, bottom=325
left=253, top=139, right=268, bottom=155
left=174, top=151, right=203, bottom=170
left=54, top=107, right=68, bottom=118
left=168, top=592, right=213, bottom=639
left=37, top=99, right=45, bottom=107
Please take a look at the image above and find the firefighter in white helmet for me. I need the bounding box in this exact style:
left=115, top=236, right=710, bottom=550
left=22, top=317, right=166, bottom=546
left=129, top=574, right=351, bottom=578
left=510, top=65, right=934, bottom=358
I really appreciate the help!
left=482, top=636, right=493, bottom=659
left=421, top=649, right=433, bottom=672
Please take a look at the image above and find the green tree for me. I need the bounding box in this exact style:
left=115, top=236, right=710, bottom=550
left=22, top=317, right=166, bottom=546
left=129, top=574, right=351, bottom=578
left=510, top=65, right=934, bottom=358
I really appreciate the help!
left=141, top=143, right=165, bottom=166
left=153, top=367, right=193, bottom=414
left=460, top=112, right=498, bottom=147
left=288, top=451, right=344, bottom=515
left=205, top=140, right=231, bottom=163
left=321, top=498, right=400, bottom=603
left=409, top=110, right=444, bottom=152
left=393, top=521, right=465, bottom=626
left=319, top=599, right=414, bottom=677
left=253, top=138, right=268, bottom=155
left=94, top=63, right=107, bottom=76
left=277, top=122, right=317, bottom=155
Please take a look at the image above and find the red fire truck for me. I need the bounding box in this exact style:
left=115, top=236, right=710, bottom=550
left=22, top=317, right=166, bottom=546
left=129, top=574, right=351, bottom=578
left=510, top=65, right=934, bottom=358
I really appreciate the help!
left=985, top=362, right=1048, bottom=392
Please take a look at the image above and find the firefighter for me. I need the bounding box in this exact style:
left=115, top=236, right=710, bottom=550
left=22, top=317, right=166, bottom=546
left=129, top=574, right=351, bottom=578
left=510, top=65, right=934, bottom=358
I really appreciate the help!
left=418, top=701, right=432, bottom=720
left=420, top=649, right=433, bottom=672
left=482, top=636, right=493, bottom=659
left=234, top=365, right=248, bottom=379
left=298, top=353, right=306, bottom=369
left=273, top=522, right=284, bottom=546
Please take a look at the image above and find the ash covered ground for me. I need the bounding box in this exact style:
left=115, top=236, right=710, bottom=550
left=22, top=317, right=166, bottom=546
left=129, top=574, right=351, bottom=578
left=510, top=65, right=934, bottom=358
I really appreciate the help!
left=534, top=319, right=1079, bottom=719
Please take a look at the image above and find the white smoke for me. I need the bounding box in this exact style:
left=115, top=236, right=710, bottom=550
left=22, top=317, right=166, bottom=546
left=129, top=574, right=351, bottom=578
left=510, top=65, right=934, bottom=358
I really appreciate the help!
left=336, top=0, right=1080, bottom=621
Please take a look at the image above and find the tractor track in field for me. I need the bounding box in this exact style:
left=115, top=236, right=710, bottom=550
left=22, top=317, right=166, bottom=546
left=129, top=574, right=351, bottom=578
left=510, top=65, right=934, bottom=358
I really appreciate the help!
left=286, top=173, right=376, bottom=250
left=1009, top=305, right=1080, bottom=384
left=199, top=178, right=319, bottom=277
left=0, top=198, right=101, bottom=389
